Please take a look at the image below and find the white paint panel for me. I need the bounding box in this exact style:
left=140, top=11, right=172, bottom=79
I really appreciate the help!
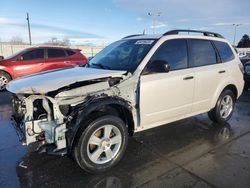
left=6, top=67, right=126, bottom=94
left=140, top=68, right=194, bottom=129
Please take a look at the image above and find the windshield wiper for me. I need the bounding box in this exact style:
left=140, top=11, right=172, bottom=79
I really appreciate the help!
left=91, top=63, right=111, bottom=70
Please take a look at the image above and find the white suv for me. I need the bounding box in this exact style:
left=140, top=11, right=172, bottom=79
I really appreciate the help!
left=8, top=30, right=244, bottom=173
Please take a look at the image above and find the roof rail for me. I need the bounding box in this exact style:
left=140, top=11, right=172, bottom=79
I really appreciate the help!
left=163, top=29, right=224, bottom=38
left=122, top=34, right=143, bottom=39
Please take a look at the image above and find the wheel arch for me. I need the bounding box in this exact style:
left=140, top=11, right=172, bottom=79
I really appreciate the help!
left=210, top=83, right=238, bottom=110
left=67, top=96, right=135, bottom=153
left=0, top=69, right=12, bottom=80
left=223, top=84, right=238, bottom=99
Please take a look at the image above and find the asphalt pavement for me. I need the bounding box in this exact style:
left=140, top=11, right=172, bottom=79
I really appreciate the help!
left=0, top=91, right=250, bottom=188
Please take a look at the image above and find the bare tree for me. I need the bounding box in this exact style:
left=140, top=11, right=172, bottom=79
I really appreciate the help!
left=61, top=37, right=70, bottom=46
left=9, top=36, right=25, bottom=45
left=46, top=37, right=71, bottom=46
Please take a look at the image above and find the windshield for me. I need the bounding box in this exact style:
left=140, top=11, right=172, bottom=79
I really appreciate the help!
left=89, top=39, right=156, bottom=72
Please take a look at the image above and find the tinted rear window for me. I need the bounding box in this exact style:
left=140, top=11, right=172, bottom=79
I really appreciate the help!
left=189, top=39, right=217, bottom=67
left=48, top=49, right=66, bottom=58
left=213, top=41, right=234, bottom=62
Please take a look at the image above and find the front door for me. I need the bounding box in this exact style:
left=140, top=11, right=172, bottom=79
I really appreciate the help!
left=14, top=49, right=45, bottom=78
left=139, top=39, right=195, bottom=129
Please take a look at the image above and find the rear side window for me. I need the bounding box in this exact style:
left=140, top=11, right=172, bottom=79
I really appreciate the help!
left=213, top=41, right=234, bottom=62
left=189, top=39, right=217, bottom=67
left=22, top=49, right=44, bottom=60
left=66, top=50, right=75, bottom=56
left=150, top=39, right=188, bottom=71
left=47, top=49, right=66, bottom=58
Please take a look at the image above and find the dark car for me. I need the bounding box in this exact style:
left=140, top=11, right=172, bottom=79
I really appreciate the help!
left=0, top=46, right=88, bottom=90
left=244, top=60, right=250, bottom=90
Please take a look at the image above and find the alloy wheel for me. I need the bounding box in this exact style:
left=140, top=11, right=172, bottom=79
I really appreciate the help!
left=0, top=75, right=8, bottom=90
left=87, top=124, right=122, bottom=164
left=220, top=95, right=233, bottom=119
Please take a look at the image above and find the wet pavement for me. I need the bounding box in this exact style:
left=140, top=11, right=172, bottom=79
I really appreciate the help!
left=0, top=91, right=250, bottom=188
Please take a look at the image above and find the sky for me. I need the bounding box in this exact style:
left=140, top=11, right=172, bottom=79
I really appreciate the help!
left=0, top=0, right=250, bottom=45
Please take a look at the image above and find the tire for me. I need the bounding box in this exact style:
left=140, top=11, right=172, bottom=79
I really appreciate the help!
left=208, top=89, right=236, bottom=123
left=244, top=82, right=249, bottom=91
left=73, top=115, right=128, bottom=173
left=0, top=71, right=11, bottom=91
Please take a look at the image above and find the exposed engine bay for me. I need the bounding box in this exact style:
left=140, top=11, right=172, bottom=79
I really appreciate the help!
left=8, top=67, right=138, bottom=154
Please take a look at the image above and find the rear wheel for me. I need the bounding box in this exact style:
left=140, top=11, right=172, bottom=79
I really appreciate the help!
left=73, top=115, right=128, bottom=173
left=0, top=71, right=11, bottom=91
left=208, top=90, right=235, bottom=123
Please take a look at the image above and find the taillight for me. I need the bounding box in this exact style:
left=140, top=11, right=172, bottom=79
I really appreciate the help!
left=239, top=63, right=244, bottom=74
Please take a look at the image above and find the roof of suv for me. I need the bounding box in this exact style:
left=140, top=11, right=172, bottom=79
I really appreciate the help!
left=123, top=29, right=225, bottom=41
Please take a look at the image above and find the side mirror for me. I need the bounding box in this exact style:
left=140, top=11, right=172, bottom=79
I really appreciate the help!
left=0, top=56, right=4, bottom=60
left=145, top=60, right=170, bottom=73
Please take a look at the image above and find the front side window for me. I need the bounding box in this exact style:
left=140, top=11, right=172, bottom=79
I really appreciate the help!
left=213, top=41, right=235, bottom=62
left=47, top=49, right=66, bottom=58
left=189, top=39, right=217, bottom=67
left=22, top=49, right=44, bottom=60
left=89, top=39, right=156, bottom=72
left=149, top=39, right=188, bottom=71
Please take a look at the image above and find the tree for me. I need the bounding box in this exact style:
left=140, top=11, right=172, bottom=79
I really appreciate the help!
left=46, top=37, right=71, bottom=46
left=237, top=34, right=250, bottom=48
left=9, top=36, right=25, bottom=45
left=61, top=38, right=70, bottom=46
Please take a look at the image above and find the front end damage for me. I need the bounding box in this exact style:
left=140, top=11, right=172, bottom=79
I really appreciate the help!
left=8, top=69, right=137, bottom=155
left=12, top=94, right=67, bottom=152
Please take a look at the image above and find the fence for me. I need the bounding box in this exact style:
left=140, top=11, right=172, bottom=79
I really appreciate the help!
left=1, top=43, right=250, bottom=59
left=0, top=43, right=104, bottom=58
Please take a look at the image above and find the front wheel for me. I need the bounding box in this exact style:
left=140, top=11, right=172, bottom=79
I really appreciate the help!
left=0, top=71, right=11, bottom=91
left=208, top=90, right=235, bottom=123
left=73, top=115, right=128, bottom=173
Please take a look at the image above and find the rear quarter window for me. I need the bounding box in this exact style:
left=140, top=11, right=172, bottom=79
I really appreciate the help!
left=213, top=41, right=235, bottom=63
left=66, top=50, right=76, bottom=56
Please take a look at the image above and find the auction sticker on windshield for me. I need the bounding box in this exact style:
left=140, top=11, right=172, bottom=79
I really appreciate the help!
left=135, top=40, right=154, bottom=45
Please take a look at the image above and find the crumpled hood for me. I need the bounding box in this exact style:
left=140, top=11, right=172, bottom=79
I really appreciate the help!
left=7, top=67, right=126, bottom=94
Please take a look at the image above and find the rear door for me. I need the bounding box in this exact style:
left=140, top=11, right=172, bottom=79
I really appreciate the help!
left=44, top=48, right=74, bottom=71
left=13, top=49, right=45, bottom=78
left=189, top=39, right=228, bottom=113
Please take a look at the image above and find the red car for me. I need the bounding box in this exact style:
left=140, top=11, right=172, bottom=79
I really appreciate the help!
left=0, top=46, right=88, bottom=90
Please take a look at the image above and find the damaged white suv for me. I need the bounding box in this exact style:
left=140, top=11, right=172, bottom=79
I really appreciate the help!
left=8, top=30, right=244, bottom=173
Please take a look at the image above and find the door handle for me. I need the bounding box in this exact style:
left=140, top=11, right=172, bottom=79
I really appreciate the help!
left=183, top=76, right=194, bottom=80
left=218, top=70, right=226, bottom=74
left=40, top=63, right=44, bottom=65
left=64, top=61, right=71, bottom=64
